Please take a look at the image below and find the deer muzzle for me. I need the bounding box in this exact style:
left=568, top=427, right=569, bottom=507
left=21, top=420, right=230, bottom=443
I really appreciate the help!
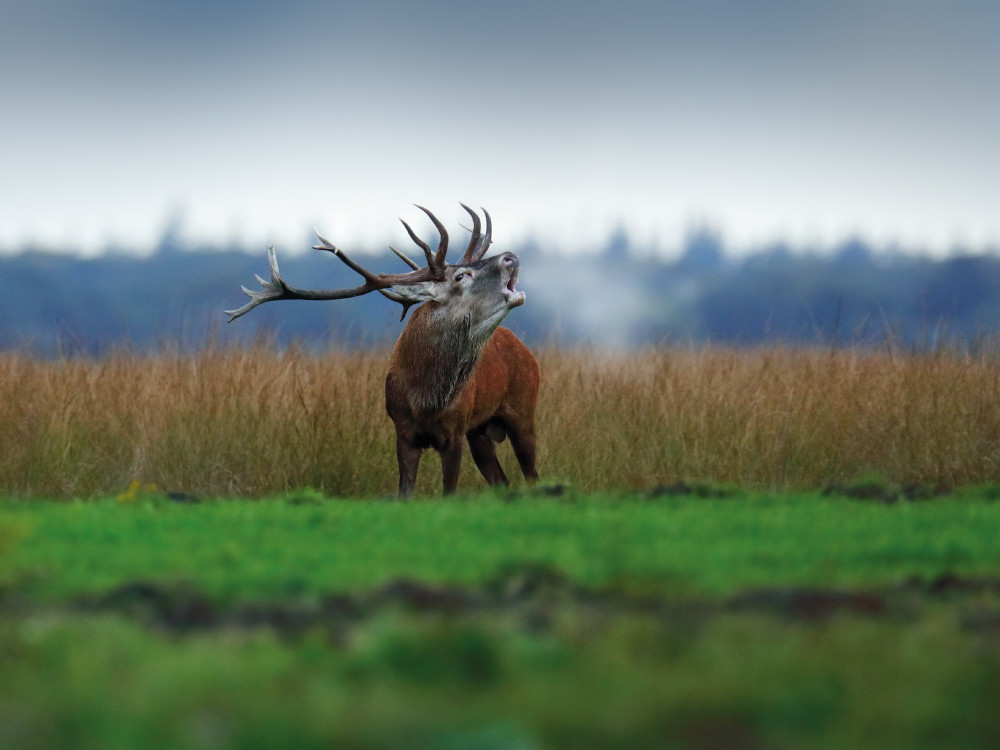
left=501, top=253, right=525, bottom=308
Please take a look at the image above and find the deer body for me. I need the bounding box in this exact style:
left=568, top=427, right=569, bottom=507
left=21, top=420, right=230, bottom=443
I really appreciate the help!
left=227, top=204, right=539, bottom=497
left=387, top=321, right=539, bottom=496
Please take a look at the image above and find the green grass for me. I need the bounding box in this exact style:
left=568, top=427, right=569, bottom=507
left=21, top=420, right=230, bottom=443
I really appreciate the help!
left=4, top=608, right=998, bottom=750
left=3, top=489, right=1000, bottom=749
left=4, top=488, right=1000, bottom=601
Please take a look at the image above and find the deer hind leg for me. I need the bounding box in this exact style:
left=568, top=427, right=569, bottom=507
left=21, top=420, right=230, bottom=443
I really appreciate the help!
left=507, top=423, right=539, bottom=486
left=467, top=428, right=509, bottom=487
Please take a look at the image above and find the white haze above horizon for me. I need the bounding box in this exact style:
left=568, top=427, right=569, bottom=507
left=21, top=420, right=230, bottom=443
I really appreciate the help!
left=2, top=0, right=999, bottom=258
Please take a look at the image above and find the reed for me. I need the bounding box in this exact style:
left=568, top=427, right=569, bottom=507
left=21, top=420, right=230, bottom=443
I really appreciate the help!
left=3, top=344, right=1000, bottom=497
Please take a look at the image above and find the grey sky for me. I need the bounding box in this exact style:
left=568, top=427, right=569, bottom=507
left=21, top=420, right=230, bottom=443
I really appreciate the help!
left=2, top=1, right=998, bottom=255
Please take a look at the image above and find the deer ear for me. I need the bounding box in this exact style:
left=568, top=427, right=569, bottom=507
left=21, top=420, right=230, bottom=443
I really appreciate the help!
left=387, top=280, right=448, bottom=304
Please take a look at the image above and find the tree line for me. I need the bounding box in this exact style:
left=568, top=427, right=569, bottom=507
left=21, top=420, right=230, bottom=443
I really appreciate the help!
left=3, top=231, right=999, bottom=354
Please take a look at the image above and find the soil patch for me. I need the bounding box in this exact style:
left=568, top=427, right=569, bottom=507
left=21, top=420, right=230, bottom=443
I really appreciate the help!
left=27, top=566, right=997, bottom=638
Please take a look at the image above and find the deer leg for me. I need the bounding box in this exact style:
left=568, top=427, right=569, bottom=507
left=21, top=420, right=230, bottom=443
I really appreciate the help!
left=508, top=427, right=539, bottom=486
left=396, top=435, right=422, bottom=498
left=439, top=438, right=465, bottom=495
left=467, top=430, right=509, bottom=487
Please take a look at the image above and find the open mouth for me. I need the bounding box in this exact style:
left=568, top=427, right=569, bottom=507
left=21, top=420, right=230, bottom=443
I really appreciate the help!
left=504, top=268, right=525, bottom=307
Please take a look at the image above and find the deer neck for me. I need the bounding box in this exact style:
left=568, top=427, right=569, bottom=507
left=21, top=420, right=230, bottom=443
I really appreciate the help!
left=392, top=303, right=494, bottom=416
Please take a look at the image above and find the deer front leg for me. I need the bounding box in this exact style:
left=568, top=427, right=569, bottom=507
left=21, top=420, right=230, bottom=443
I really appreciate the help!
left=396, top=434, right=422, bottom=498
left=439, top=437, right=465, bottom=495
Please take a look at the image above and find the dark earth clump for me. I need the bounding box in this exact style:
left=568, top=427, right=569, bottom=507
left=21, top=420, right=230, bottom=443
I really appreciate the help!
left=906, top=572, right=1000, bottom=596
left=166, top=491, right=200, bottom=504
left=822, top=480, right=949, bottom=504
left=647, top=481, right=737, bottom=499
left=54, top=565, right=1000, bottom=639
left=726, top=588, right=887, bottom=620
left=502, top=483, right=570, bottom=502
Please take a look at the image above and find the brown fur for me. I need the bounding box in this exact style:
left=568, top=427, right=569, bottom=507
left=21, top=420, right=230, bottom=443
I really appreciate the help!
left=386, top=324, right=539, bottom=496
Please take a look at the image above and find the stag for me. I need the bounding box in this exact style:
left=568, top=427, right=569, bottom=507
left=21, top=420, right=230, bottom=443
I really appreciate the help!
left=226, top=205, right=539, bottom=497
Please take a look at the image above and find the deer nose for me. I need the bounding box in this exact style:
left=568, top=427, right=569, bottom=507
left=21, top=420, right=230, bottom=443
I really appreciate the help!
left=501, top=253, right=519, bottom=270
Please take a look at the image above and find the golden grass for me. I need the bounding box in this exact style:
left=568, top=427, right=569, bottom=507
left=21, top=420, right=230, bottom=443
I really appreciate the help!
left=3, top=345, right=1000, bottom=498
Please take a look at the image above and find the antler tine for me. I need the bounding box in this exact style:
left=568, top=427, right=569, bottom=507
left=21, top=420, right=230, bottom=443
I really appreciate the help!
left=378, top=287, right=418, bottom=321
left=389, top=245, right=421, bottom=270
left=224, top=244, right=285, bottom=322
left=414, top=204, right=449, bottom=268
left=471, top=207, right=493, bottom=262
left=458, top=202, right=482, bottom=264
left=312, top=228, right=438, bottom=282
left=399, top=218, right=436, bottom=268
left=313, top=230, right=379, bottom=283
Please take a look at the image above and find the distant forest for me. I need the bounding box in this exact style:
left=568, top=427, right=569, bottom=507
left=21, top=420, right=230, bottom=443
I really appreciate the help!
left=4, top=228, right=1000, bottom=354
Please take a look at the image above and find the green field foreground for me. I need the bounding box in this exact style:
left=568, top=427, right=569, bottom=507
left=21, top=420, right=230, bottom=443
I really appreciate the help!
left=3, top=489, right=1000, bottom=749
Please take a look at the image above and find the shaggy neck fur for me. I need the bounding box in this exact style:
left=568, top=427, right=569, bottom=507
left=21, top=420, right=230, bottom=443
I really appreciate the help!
left=395, top=302, right=503, bottom=415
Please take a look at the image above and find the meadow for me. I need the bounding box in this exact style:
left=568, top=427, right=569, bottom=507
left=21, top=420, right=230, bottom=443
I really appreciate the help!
left=3, top=490, right=1000, bottom=749
left=3, top=343, right=1000, bottom=498
left=3, top=345, right=1000, bottom=748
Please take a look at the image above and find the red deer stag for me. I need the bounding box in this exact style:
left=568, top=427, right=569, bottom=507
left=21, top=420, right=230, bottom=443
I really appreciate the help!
left=226, top=205, right=539, bottom=497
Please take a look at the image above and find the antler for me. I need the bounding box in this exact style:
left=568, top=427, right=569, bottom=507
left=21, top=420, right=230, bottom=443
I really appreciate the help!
left=225, top=206, right=453, bottom=322
left=399, top=205, right=450, bottom=271
left=458, top=204, right=493, bottom=264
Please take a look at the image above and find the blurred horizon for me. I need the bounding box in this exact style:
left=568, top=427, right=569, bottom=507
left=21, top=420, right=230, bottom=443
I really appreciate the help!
left=5, top=226, right=1000, bottom=354
left=3, top=212, right=1000, bottom=262
left=3, top=1, right=999, bottom=257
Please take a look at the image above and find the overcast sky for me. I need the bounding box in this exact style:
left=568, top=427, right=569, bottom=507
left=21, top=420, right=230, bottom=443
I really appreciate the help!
left=2, top=0, right=998, bottom=256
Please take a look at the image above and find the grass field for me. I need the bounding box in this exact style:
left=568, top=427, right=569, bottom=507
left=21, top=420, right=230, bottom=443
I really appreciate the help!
left=3, top=489, right=1000, bottom=749
left=3, top=344, right=1000, bottom=498
left=3, top=344, right=1000, bottom=747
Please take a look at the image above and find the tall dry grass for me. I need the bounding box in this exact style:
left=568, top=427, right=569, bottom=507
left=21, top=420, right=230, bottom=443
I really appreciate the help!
left=3, top=344, right=1000, bottom=498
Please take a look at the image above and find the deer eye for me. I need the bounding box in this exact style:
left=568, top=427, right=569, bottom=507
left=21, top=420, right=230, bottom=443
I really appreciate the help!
left=454, top=272, right=470, bottom=282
